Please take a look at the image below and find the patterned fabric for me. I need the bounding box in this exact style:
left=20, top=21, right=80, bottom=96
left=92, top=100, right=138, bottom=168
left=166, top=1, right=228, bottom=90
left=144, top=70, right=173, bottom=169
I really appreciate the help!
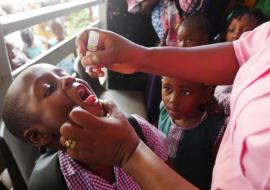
left=167, top=112, right=207, bottom=158
left=59, top=114, right=168, bottom=190
left=161, top=0, right=181, bottom=46
left=165, top=113, right=224, bottom=190
left=179, top=0, right=204, bottom=13
left=151, top=1, right=165, bottom=39
left=214, top=85, right=232, bottom=125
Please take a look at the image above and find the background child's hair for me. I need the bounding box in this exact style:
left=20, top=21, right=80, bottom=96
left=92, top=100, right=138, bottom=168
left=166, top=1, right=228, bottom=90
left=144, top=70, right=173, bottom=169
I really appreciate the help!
left=179, top=13, right=210, bottom=36
left=226, top=7, right=268, bottom=28
left=200, top=85, right=221, bottom=116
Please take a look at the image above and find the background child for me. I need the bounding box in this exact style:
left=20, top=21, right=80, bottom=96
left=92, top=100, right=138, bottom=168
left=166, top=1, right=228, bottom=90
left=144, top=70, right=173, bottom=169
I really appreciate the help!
left=176, top=13, right=209, bottom=47
left=159, top=13, right=211, bottom=131
left=214, top=7, right=268, bottom=124
left=48, top=19, right=75, bottom=75
left=20, top=28, right=46, bottom=59
left=225, top=7, right=267, bottom=42
left=5, top=41, right=29, bottom=70
left=158, top=14, right=224, bottom=190
left=159, top=77, right=224, bottom=190
left=3, top=64, right=168, bottom=190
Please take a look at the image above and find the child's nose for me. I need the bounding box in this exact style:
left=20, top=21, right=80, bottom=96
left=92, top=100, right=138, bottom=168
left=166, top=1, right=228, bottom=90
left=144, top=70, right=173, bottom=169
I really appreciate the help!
left=178, top=41, right=186, bottom=47
left=60, top=76, right=75, bottom=90
left=233, top=29, right=241, bottom=40
left=168, top=93, right=178, bottom=103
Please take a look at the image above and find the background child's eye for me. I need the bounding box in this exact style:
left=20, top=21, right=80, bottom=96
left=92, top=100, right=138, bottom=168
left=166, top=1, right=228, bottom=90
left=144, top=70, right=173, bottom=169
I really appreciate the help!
left=43, top=84, right=56, bottom=98
left=227, top=28, right=235, bottom=33
left=163, top=86, right=172, bottom=93
left=181, top=90, right=191, bottom=96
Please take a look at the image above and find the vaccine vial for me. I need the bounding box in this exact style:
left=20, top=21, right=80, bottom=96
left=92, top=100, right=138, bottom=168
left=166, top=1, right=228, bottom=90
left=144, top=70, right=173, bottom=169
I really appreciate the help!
left=87, top=31, right=99, bottom=52
left=85, top=31, right=100, bottom=73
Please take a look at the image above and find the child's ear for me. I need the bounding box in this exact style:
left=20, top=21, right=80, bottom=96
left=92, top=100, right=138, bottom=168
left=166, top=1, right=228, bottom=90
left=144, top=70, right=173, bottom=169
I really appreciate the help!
left=24, top=126, right=52, bottom=147
left=202, top=85, right=214, bottom=103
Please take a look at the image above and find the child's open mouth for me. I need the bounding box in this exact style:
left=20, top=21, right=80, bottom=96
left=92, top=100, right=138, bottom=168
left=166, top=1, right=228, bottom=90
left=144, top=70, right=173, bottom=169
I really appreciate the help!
left=76, top=85, right=96, bottom=104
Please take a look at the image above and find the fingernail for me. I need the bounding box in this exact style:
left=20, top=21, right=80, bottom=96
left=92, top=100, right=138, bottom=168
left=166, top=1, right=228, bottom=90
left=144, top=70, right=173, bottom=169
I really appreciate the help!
left=85, top=66, right=91, bottom=73
left=91, top=54, right=99, bottom=64
left=92, top=68, right=100, bottom=73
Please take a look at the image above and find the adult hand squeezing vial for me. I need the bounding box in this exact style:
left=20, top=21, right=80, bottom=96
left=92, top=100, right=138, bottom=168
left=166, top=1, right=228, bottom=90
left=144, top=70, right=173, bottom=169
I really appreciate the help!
left=85, top=31, right=100, bottom=73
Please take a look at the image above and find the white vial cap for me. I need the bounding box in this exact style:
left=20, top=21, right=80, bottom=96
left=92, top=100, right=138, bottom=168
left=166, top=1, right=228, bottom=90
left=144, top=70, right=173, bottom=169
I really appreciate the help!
left=87, top=31, right=99, bottom=51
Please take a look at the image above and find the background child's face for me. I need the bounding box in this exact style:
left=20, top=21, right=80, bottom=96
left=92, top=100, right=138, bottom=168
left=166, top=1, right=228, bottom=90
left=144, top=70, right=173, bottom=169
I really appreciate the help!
left=177, top=24, right=208, bottom=47
left=21, top=31, right=34, bottom=46
left=161, top=77, right=207, bottom=121
left=6, top=42, right=16, bottom=60
left=51, top=22, right=64, bottom=40
left=226, top=14, right=258, bottom=42
left=16, top=64, right=99, bottom=149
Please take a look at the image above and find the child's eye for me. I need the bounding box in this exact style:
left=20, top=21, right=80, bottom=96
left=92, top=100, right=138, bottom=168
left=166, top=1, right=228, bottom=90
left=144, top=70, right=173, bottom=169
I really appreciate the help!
left=242, top=27, right=251, bottom=33
left=43, top=83, right=56, bottom=98
left=181, top=90, right=191, bottom=96
left=227, top=28, right=235, bottom=33
left=163, top=86, right=172, bottom=94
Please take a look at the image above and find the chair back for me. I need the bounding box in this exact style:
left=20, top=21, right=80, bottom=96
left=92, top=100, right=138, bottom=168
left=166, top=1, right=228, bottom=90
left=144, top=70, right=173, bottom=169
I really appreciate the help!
left=0, top=137, right=27, bottom=190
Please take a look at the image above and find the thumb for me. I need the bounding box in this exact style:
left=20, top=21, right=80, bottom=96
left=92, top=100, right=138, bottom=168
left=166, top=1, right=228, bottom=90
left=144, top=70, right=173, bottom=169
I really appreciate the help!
left=100, top=100, right=127, bottom=119
left=69, top=106, right=102, bottom=128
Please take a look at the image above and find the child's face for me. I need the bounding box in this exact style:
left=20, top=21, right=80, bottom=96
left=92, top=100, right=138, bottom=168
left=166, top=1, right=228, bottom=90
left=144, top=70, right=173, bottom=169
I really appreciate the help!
left=14, top=64, right=101, bottom=149
left=51, top=23, right=64, bottom=39
left=21, top=32, right=34, bottom=46
left=226, top=14, right=258, bottom=42
left=161, top=77, right=207, bottom=121
left=6, top=43, right=15, bottom=60
left=177, top=24, right=208, bottom=47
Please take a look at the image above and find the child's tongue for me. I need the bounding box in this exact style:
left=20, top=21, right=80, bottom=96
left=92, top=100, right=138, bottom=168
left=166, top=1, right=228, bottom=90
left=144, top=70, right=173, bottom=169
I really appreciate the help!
left=85, top=95, right=96, bottom=104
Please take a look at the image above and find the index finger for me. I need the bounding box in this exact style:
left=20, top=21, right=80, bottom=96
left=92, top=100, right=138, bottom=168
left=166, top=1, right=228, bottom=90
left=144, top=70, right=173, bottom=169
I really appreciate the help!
left=76, top=29, right=89, bottom=57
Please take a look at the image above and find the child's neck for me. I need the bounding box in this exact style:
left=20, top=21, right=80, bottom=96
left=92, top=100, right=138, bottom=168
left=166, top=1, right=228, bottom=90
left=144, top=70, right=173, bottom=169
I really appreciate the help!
left=174, top=112, right=205, bottom=129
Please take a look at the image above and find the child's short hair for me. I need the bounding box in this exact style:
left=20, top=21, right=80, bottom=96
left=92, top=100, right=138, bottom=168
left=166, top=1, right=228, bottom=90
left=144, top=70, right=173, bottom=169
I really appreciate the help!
left=3, top=90, right=33, bottom=142
left=179, top=13, right=210, bottom=36
left=226, top=7, right=268, bottom=28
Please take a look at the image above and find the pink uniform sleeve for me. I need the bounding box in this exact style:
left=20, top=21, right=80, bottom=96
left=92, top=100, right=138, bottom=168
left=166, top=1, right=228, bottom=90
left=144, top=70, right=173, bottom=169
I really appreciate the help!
left=233, top=22, right=270, bottom=66
left=232, top=21, right=270, bottom=189
left=236, top=91, right=270, bottom=189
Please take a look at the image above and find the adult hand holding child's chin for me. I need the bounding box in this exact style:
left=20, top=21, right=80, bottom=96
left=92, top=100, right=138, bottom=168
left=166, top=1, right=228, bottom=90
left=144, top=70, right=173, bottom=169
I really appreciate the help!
left=60, top=100, right=140, bottom=167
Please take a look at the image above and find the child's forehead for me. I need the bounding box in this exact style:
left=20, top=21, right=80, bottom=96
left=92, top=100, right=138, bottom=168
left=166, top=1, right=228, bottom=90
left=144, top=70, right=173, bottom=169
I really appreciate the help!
left=162, top=77, right=200, bottom=86
left=178, top=23, right=204, bottom=35
left=23, top=64, right=63, bottom=76
left=14, top=64, right=62, bottom=86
